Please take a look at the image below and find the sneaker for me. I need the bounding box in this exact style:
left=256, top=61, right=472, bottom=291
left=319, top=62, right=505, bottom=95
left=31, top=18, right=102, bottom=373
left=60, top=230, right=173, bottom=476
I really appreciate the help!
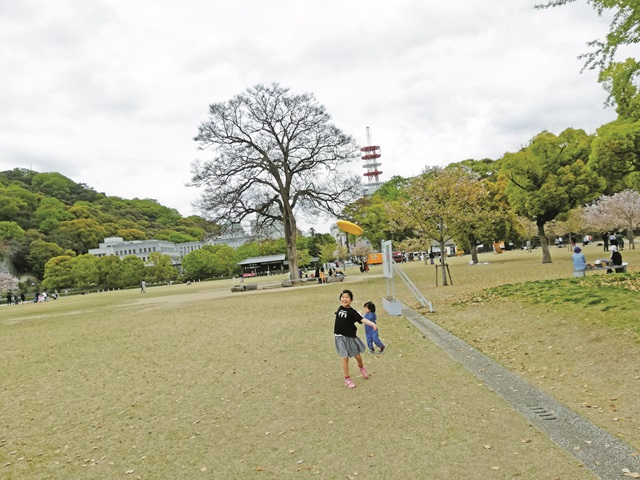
left=359, top=366, right=369, bottom=379
left=379, top=345, right=385, bottom=354
left=345, top=377, right=356, bottom=388
left=367, top=349, right=375, bottom=354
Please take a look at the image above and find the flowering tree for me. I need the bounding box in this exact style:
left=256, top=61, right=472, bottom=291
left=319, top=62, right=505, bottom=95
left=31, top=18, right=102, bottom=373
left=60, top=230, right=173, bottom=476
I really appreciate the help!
left=583, top=189, right=640, bottom=249
left=0, top=272, right=19, bottom=296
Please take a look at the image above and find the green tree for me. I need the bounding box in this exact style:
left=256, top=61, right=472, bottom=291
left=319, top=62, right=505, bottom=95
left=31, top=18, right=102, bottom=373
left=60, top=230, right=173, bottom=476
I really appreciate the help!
left=0, top=184, right=39, bottom=228
left=342, top=196, right=393, bottom=249
left=31, top=172, right=76, bottom=202
left=116, top=228, right=147, bottom=241
left=0, top=221, right=25, bottom=242
left=121, top=255, right=145, bottom=287
left=70, top=254, right=100, bottom=290
left=26, top=240, right=68, bottom=279
left=319, top=242, right=339, bottom=266
left=49, top=219, right=107, bottom=253
left=96, top=256, right=126, bottom=289
left=451, top=175, right=513, bottom=264
left=374, top=175, right=410, bottom=201
left=501, top=129, right=604, bottom=263
left=42, top=255, right=75, bottom=291
left=182, top=248, right=217, bottom=279
left=182, top=244, right=235, bottom=279
left=536, top=0, right=640, bottom=73
left=305, top=233, right=335, bottom=258
left=590, top=120, right=640, bottom=192
left=209, top=244, right=237, bottom=276
left=147, top=252, right=178, bottom=283
left=155, top=229, right=199, bottom=243
left=456, top=158, right=501, bottom=181
left=598, top=58, right=640, bottom=119
left=190, top=83, right=362, bottom=282
left=34, top=197, right=74, bottom=225
left=233, top=242, right=261, bottom=264
left=386, top=167, right=493, bottom=285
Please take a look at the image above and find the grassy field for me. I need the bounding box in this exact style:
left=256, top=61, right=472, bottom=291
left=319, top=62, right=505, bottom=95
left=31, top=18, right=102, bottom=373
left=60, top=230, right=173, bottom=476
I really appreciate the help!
left=1, top=242, right=638, bottom=479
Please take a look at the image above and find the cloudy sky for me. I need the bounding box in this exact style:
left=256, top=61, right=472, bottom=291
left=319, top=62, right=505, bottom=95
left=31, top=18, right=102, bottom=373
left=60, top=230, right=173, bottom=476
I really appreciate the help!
left=0, top=0, right=619, bottom=233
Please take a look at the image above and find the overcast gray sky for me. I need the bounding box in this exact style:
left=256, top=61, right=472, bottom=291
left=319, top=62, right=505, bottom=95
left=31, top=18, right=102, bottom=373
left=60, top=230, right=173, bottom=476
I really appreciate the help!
left=0, top=0, right=619, bottom=233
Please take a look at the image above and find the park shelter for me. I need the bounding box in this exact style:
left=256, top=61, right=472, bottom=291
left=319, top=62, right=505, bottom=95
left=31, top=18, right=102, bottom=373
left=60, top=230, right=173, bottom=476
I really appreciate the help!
left=237, top=254, right=288, bottom=276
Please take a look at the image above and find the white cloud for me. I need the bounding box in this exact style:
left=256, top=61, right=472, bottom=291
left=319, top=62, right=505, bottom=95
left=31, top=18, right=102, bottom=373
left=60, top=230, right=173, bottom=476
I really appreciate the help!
left=0, top=0, right=619, bottom=232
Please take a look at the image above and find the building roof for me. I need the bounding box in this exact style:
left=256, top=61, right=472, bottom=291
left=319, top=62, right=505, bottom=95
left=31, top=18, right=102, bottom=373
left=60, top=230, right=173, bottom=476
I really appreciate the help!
left=236, top=254, right=286, bottom=266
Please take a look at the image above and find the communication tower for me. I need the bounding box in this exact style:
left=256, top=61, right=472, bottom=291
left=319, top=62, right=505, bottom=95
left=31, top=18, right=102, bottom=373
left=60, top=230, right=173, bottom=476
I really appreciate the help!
left=360, top=127, right=383, bottom=195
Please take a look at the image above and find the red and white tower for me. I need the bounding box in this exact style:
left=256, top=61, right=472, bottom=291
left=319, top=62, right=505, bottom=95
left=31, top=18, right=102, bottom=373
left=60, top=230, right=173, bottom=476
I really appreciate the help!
left=360, top=127, right=383, bottom=195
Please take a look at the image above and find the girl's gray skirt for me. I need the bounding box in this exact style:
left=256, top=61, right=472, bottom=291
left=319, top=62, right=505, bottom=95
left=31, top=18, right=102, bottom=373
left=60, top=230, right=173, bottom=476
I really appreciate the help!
left=334, top=334, right=366, bottom=358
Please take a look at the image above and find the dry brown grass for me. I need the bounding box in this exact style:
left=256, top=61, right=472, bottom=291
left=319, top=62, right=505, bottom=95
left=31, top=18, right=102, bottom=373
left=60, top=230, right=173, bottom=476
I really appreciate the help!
left=1, top=243, right=636, bottom=479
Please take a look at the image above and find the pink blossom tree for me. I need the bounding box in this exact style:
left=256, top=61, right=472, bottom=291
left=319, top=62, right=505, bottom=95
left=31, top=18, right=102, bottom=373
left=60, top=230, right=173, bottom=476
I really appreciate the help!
left=583, top=190, right=640, bottom=250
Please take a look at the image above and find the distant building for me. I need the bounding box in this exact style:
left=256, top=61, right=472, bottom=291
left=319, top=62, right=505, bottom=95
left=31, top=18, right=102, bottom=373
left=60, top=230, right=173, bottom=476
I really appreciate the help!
left=207, top=222, right=253, bottom=249
left=88, top=237, right=199, bottom=265
left=250, top=208, right=285, bottom=241
left=236, top=254, right=287, bottom=276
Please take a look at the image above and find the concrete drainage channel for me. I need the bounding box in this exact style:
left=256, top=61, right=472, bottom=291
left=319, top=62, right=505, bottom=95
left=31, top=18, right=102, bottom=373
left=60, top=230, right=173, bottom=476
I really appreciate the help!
left=402, top=304, right=640, bottom=479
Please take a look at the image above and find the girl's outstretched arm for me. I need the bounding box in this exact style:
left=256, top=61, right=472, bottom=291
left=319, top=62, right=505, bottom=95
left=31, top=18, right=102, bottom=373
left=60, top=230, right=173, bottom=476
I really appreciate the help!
left=361, top=318, right=377, bottom=330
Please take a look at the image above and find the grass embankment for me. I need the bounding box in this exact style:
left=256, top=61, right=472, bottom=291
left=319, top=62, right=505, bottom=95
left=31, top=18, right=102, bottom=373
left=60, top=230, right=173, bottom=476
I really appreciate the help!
left=0, top=242, right=637, bottom=479
left=394, top=243, right=640, bottom=460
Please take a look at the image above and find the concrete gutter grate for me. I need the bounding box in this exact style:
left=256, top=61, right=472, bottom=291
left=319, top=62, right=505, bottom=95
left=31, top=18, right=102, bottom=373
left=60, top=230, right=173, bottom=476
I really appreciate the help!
left=402, top=304, right=640, bottom=480
left=530, top=406, right=557, bottom=420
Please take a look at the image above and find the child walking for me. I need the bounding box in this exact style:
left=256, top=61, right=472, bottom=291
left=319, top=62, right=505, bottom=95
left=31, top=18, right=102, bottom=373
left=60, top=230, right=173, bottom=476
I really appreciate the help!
left=363, top=301, right=386, bottom=354
left=333, top=289, right=378, bottom=388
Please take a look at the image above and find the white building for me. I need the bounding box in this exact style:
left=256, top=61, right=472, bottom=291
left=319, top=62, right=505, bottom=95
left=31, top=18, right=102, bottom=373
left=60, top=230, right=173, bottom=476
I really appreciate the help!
left=88, top=237, right=193, bottom=265
left=207, top=222, right=253, bottom=249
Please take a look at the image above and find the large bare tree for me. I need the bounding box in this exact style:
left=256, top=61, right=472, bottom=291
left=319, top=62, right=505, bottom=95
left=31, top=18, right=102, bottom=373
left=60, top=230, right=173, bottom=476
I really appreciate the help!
left=190, top=83, right=362, bottom=280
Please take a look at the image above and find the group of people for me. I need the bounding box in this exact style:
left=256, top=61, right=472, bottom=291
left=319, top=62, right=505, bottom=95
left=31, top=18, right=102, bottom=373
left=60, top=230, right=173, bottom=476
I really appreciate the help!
left=573, top=245, right=624, bottom=274
left=333, top=290, right=386, bottom=389
left=4, top=292, right=25, bottom=305
left=601, top=232, right=625, bottom=252
left=4, top=290, right=59, bottom=305
left=313, top=266, right=344, bottom=284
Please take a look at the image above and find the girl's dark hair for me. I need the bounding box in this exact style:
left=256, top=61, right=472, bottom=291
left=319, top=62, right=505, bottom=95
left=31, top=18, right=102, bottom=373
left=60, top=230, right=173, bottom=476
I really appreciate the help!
left=364, top=301, right=376, bottom=312
left=340, top=289, right=353, bottom=300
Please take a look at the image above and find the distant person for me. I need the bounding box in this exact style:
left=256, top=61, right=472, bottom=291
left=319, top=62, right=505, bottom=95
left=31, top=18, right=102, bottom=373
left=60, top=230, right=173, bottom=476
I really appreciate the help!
left=333, top=290, right=377, bottom=389
left=141, top=280, right=147, bottom=293
left=320, top=267, right=327, bottom=284
left=607, top=245, right=623, bottom=274
left=315, top=267, right=321, bottom=284
left=572, top=247, right=587, bottom=275
left=602, top=232, right=609, bottom=252
left=609, top=233, right=618, bottom=249
left=20, top=292, right=25, bottom=303
left=616, top=232, right=624, bottom=251
left=6, top=292, right=12, bottom=306
left=363, top=301, right=386, bottom=354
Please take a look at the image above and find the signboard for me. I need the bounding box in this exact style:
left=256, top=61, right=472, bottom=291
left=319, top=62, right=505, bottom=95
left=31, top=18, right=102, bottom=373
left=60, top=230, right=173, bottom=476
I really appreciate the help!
left=382, top=240, right=393, bottom=279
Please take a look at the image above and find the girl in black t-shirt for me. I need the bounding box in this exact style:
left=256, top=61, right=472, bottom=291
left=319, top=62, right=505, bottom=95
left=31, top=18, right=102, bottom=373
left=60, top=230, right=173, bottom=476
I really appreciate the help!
left=334, top=289, right=378, bottom=388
